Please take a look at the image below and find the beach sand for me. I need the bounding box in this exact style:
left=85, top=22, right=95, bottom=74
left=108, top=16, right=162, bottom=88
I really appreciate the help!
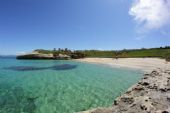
left=75, top=58, right=170, bottom=72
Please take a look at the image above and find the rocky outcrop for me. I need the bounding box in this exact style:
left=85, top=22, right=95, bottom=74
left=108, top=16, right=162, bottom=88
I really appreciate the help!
left=17, top=51, right=71, bottom=60
left=55, top=54, right=71, bottom=60
left=78, top=69, right=170, bottom=113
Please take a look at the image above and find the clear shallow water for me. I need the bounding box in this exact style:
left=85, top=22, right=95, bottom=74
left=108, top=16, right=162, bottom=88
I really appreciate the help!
left=0, top=58, right=143, bottom=113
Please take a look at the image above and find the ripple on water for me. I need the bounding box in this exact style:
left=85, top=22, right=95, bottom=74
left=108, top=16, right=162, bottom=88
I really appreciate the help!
left=0, top=59, right=143, bottom=113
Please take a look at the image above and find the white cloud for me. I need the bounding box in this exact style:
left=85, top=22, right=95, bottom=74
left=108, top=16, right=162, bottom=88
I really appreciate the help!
left=129, top=0, right=170, bottom=31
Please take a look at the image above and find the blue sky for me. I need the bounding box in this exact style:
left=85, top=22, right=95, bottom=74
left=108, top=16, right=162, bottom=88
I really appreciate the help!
left=0, top=0, right=170, bottom=55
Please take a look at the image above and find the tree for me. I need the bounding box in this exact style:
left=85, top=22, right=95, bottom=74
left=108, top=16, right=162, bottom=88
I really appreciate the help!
left=53, top=48, right=57, bottom=58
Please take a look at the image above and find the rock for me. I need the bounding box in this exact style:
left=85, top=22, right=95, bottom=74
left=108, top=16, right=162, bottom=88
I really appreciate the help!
left=164, top=70, right=170, bottom=74
left=17, top=51, right=54, bottom=60
left=120, top=96, right=134, bottom=104
left=147, top=85, right=158, bottom=90
left=140, top=105, right=147, bottom=110
left=144, top=73, right=150, bottom=76
left=167, top=97, right=170, bottom=101
left=132, top=85, right=144, bottom=91
left=113, top=100, right=117, bottom=105
left=56, top=54, right=71, bottom=60
left=159, top=88, right=167, bottom=92
left=17, top=51, right=71, bottom=60
left=141, top=82, right=149, bottom=86
left=130, top=103, right=136, bottom=107
left=143, top=76, right=148, bottom=79
left=125, top=90, right=131, bottom=94
left=151, top=71, right=159, bottom=75
left=162, top=111, right=169, bottom=113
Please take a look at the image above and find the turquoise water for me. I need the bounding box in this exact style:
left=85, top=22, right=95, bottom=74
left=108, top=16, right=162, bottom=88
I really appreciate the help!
left=0, top=58, right=143, bottom=113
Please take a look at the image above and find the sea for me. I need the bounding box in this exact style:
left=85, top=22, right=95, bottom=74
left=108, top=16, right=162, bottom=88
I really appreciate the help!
left=0, top=57, right=143, bottom=113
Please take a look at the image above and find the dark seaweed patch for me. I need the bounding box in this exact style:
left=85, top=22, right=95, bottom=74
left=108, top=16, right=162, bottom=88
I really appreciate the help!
left=51, top=64, right=77, bottom=70
left=3, top=66, right=47, bottom=71
left=3, top=64, right=77, bottom=71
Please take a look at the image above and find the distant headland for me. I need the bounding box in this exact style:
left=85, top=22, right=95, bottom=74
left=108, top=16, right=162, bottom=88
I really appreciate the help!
left=17, top=46, right=170, bottom=61
left=17, top=48, right=86, bottom=60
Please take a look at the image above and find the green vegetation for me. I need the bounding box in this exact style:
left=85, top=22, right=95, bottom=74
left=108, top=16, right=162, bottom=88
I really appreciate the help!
left=80, top=46, right=170, bottom=59
left=35, top=48, right=72, bottom=55
left=80, top=50, right=115, bottom=58
left=165, top=53, right=170, bottom=62
left=114, top=47, right=170, bottom=58
left=34, top=46, right=170, bottom=59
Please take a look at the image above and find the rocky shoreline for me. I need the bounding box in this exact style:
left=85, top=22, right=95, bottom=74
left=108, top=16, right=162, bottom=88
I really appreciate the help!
left=78, top=68, right=170, bottom=113
left=17, top=50, right=86, bottom=60
left=17, top=51, right=71, bottom=60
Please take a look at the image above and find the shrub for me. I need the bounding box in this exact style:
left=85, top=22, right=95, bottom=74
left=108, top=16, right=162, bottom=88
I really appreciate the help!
left=165, top=53, right=170, bottom=62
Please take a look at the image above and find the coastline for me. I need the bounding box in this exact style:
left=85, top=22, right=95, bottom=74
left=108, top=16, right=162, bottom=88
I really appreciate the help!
left=76, top=58, right=170, bottom=113
left=75, top=58, right=170, bottom=72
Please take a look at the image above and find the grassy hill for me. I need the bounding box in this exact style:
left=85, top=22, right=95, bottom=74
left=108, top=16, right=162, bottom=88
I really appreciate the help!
left=81, top=47, right=170, bottom=58
left=33, top=46, right=170, bottom=60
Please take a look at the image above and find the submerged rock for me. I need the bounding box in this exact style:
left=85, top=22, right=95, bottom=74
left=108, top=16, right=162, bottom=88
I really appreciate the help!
left=3, top=66, right=47, bottom=71
left=51, top=64, right=77, bottom=70
left=3, top=64, right=77, bottom=72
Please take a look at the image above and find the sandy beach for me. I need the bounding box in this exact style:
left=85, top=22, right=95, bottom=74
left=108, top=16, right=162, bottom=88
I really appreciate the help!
left=75, top=58, right=170, bottom=72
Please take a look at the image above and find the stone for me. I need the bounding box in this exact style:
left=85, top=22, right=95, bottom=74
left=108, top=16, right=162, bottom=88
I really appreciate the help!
left=162, top=111, right=169, bottom=113
left=159, top=88, right=167, bottom=92
left=140, top=105, right=147, bottom=110
left=120, top=96, right=134, bottom=104
left=151, top=71, right=159, bottom=76
left=133, top=85, right=144, bottom=91
left=141, top=82, right=149, bottom=86
left=113, top=100, right=117, bottom=105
